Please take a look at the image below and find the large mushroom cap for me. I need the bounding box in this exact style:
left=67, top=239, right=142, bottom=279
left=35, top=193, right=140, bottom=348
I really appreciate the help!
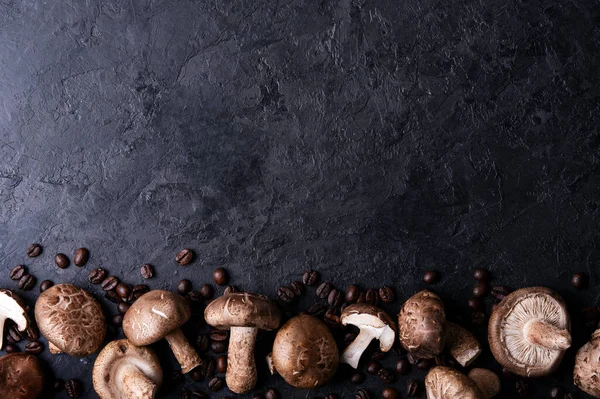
left=0, top=290, right=29, bottom=349
left=425, top=366, right=483, bottom=399
left=35, top=284, right=106, bottom=356
left=93, top=339, right=162, bottom=399
left=488, top=286, right=570, bottom=377
left=204, top=293, right=280, bottom=330
left=272, top=314, right=338, bottom=389
left=0, top=353, right=44, bottom=399
left=574, top=329, right=600, bottom=397
left=123, top=290, right=191, bottom=346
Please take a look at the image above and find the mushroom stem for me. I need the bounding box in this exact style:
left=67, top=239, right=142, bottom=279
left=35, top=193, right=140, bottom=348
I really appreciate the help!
left=164, top=328, right=202, bottom=373
left=227, top=326, right=258, bottom=394
left=524, top=319, right=571, bottom=350
left=116, top=363, right=158, bottom=399
left=0, top=316, right=5, bottom=349
left=341, top=327, right=376, bottom=369
left=266, top=353, right=275, bottom=375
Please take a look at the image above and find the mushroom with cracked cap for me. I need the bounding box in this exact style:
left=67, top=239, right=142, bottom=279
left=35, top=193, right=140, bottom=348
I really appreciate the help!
left=122, top=290, right=202, bottom=374
left=269, top=314, right=338, bottom=388
left=425, top=366, right=483, bottom=399
left=204, top=292, right=281, bottom=394
left=0, top=353, right=45, bottom=399
left=574, top=328, right=600, bottom=397
left=340, top=304, right=396, bottom=368
left=35, top=284, right=106, bottom=356
left=0, top=289, right=29, bottom=350
left=488, top=286, right=570, bottom=377
left=93, top=339, right=162, bottom=399
left=446, top=322, right=482, bottom=367
left=398, top=290, right=446, bottom=359
left=468, top=368, right=500, bottom=399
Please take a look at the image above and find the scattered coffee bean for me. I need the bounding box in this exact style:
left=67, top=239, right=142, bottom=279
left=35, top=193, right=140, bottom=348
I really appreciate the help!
left=39, top=279, right=54, bottom=292
left=213, top=268, right=229, bottom=285
left=5, top=344, right=18, bottom=353
left=200, top=284, right=214, bottom=299
left=53, top=378, right=65, bottom=391
left=515, top=379, right=530, bottom=396
left=302, top=270, right=319, bottom=286
left=370, top=349, right=386, bottom=361
left=407, top=379, right=419, bottom=396
left=378, top=368, right=394, bottom=383
left=176, top=248, right=193, bottom=265
left=24, top=341, right=43, bottom=355
left=18, top=274, right=36, bottom=290
left=471, top=311, right=486, bottom=325
left=467, top=297, right=484, bottom=311
left=491, top=285, right=511, bottom=301
left=105, top=291, right=122, bottom=304
left=417, top=358, right=433, bottom=370
left=382, top=388, right=399, bottom=399
left=350, top=371, right=365, bottom=384
left=355, top=388, right=371, bottom=399
left=89, top=268, right=107, bottom=284
left=367, top=361, right=381, bottom=375
left=356, top=291, right=366, bottom=303
left=278, top=286, right=295, bottom=303
left=196, top=335, right=209, bottom=352
left=131, top=284, right=149, bottom=299
left=27, top=243, right=42, bottom=257
left=223, top=285, right=238, bottom=295
left=111, top=314, right=123, bottom=327
left=73, top=248, right=89, bottom=267
left=324, top=308, right=340, bottom=327
left=65, top=379, right=82, bottom=398
left=10, top=265, right=26, bottom=280
left=177, top=279, right=192, bottom=295
left=473, top=268, right=489, bottom=282
left=211, top=341, right=227, bottom=353
left=365, top=289, right=380, bottom=305
left=191, top=391, right=208, bottom=399
left=289, top=281, right=305, bottom=296
left=379, top=286, right=394, bottom=303
left=316, top=282, right=333, bottom=299
left=55, top=253, right=70, bottom=269
left=190, top=367, right=204, bottom=381
left=204, top=357, right=216, bottom=377
left=115, top=283, right=131, bottom=299
left=117, top=302, right=130, bottom=314
left=549, top=386, right=565, bottom=399
left=423, top=270, right=440, bottom=284
left=328, top=288, right=342, bottom=307
left=209, top=330, right=229, bottom=342
left=308, top=302, right=328, bottom=316
left=101, top=276, right=119, bottom=291
left=345, top=284, right=360, bottom=303
left=140, top=264, right=154, bottom=279
left=216, top=355, right=227, bottom=373
left=572, top=272, right=588, bottom=290
left=26, top=324, right=40, bottom=341
left=265, top=388, right=279, bottom=399
left=472, top=283, right=489, bottom=298
left=187, top=291, right=203, bottom=303
left=208, top=377, right=224, bottom=391
left=8, top=325, right=24, bottom=342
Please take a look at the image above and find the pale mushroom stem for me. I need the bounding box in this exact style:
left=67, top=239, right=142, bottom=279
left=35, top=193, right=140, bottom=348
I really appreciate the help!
left=227, top=326, right=258, bottom=394
left=524, top=319, right=571, bottom=350
left=118, top=364, right=157, bottom=399
left=265, top=353, right=275, bottom=375
left=341, top=328, right=375, bottom=369
left=0, top=316, right=5, bottom=349
left=164, top=328, right=203, bottom=373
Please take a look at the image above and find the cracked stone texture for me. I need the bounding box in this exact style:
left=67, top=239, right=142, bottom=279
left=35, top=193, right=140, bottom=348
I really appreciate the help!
left=0, top=0, right=599, bottom=397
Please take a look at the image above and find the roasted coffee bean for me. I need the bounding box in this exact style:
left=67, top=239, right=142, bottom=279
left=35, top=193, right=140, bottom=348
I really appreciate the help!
left=316, top=282, right=333, bottom=299
left=356, top=291, right=367, bottom=303
left=190, top=367, right=204, bottom=381
left=18, top=274, right=36, bottom=290
left=471, top=312, right=486, bottom=325
left=515, top=380, right=530, bottom=396
left=378, top=368, right=394, bottom=383
left=176, top=248, right=193, bottom=265
left=181, top=390, right=192, bottom=399
left=367, top=361, right=381, bottom=375
left=278, top=286, right=296, bottom=303
left=39, top=280, right=54, bottom=292
left=379, top=286, right=394, bottom=303
left=204, top=357, right=216, bottom=377
left=117, top=302, right=130, bottom=314
left=197, top=335, right=210, bottom=352
left=208, top=377, right=224, bottom=391
left=572, top=272, right=588, bottom=289
left=407, top=352, right=419, bottom=365
left=209, top=330, right=229, bottom=342
left=265, top=388, right=279, bottom=399
left=355, top=389, right=371, bottom=399
left=549, top=386, right=565, bottom=399
left=131, top=284, right=149, bottom=300
left=302, top=270, right=319, bottom=286
left=417, top=358, right=433, bottom=370
left=467, top=297, right=484, bottom=311
left=328, top=289, right=343, bottom=307
left=65, top=379, right=82, bottom=398
left=89, top=268, right=107, bottom=284
left=473, top=268, right=489, bottom=282
left=73, top=248, right=89, bottom=267
left=115, top=283, right=131, bottom=299
left=370, top=349, right=386, bottom=361
left=407, top=379, right=419, bottom=396
left=472, top=283, right=489, bottom=298
left=105, top=291, right=122, bottom=304
left=289, top=281, right=305, bottom=296
left=111, top=314, right=123, bottom=327
left=140, top=264, right=154, bottom=279
left=8, top=325, right=24, bottom=342
left=365, top=289, right=380, bottom=305
left=27, top=243, right=42, bottom=257
left=200, top=284, right=214, bottom=299
left=340, top=302, right=350, bottom=312
left=186, top=291, right=203, bottom=303
left=307, top=302, right=328, bottom=316
left=26, top=324, right=39, bottom=341
left=5, top=344, right=18, bottom=353
left=491, top=285, right=511, bottom=301
left=53, top=378, right=65, bottom=391
left=224, top=285, right=238, bottom=295
left=25, top=341, right=43, bottom=355
left=345, top=284, right=360, bottom=303
left=216, top=355, right=227, bottom=373
left=10, top=265, right=26, bottom=280
left=382, top=388, right=399, bottom=399
left=213, top=268, right=229, bottom=285
left=177, top=279, right=192, bottom=295
left=101, top=276, right=119, bottom=291
left=341, top=333, right=356, bottom=347
left=211, top=341, right=227, bottom=353
left=350, top=371, right=365, bottom=384
left=55, top=253, right=70, bottom=269
left=191, top=390, right=208, bottom=399
left=423, top=270, right=440, bottom=284
left=324, top=308, right=340, bottom=327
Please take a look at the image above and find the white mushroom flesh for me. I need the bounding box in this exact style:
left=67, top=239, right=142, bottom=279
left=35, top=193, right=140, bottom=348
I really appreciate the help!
left=0, top=292, right=28, bottom=349
left=341, top=314, right=395, bottom=368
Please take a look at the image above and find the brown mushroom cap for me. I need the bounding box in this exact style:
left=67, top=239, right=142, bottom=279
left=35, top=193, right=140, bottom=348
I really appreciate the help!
left=398, top=290, right=447, bottom=359
left=204, top=293, right=280, bottom=331
left=574, top=329, right=600, bottom=397
left=272, top=314, right=338, bottom=389
left=0, top=353, right=44, bottom=399
left=122, top=290, right=191, bottom=346
left=35, top=284, right=106, bottom=356
left=488, top=286, right=570, bottom=377
left=425, top=366, right=483, bottom=399
left=468, top=368, right=501, bottom=399
left=93, top=339, right=162, bottom=399
left=0, top=290, right=29, bottom=349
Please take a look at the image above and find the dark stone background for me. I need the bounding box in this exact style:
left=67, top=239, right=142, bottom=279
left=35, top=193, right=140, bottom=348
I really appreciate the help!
left=0, top=0, right=599, bottom=397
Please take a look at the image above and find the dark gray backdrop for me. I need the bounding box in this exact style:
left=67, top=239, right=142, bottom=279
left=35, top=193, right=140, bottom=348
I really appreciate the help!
left=0, top=0, right=599, bottom=397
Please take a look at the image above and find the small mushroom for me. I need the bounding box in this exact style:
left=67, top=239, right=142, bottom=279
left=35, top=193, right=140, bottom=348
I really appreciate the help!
left=425, top=366, right=483, bottom=399
left=468, top=368, right=501, bottom=399
left=35, top=284, right=106, bottom=356
left=488, top=286, right=570, bottom=377
left=93, top=339, right=162, bottom=399
left=398, top=290, right=446, bottom=359
left=122, top=290, right=201, bottom=374
left=446, top=322, right=482, bottom=367
left=0, top=289, right=29, bottom=350
left=204, top=292, right=281, bottom=394
left=0, top=353, right=44, bottom=399
left=574, top=328, right=600, bottom=397
left=340, top=304, right=396, bottom=368
left=271, top=314, right=338, bottom=388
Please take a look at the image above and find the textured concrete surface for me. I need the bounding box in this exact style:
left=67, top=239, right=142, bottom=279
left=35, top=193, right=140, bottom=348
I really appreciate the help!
left=0, top=0, right=599, bottom=397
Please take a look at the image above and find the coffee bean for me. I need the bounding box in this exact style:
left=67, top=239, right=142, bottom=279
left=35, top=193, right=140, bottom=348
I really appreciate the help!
left=370, top=349, right=386, bottom=361
left=365, top=289, right=380, bottom=305
left=101, top=276, right=119, bottom=291
left=302, top=270, right=319, bottom=286
left=407, top=352, right=419, bottom=365
left=265, top=388, right=279, bottom=399
left=18, top=274, right=36, bottom=290
left=208, top=377, right=224, bottom=391
left=190, top=367, right=204, bottom=381
left=115, top=283, right=131, bottom=299
left=277, top=286, right=295, bottom=303
left=350, top=371, right=365, bottom=384
left=111, top=314, right=123, bottom=327
left=307, top=302, right=327, bottom=316
left=73, top=248, right=89, bottom=267
left=26, top=324, right=40, bottom=341
left=211, top=341, right=227, bottom=353
left=344, top=284, right=359, bottom=303
left=187, top=291, right=203, bottom=303
left=204, top=357, right=216, bottom=377
left=213, top=268, right=229, bottom=285
left=131, top=284, right=149, bottom=299
left=139, top=263, right=154, bottom=279
left=572, top=272, right=588, bottom=289
left=382, top=388, right=399, bottom=399
left=177, top=279, right=192, bottom=295
left=472, top=283, right=489, bottom=298
left=289, top=281, right=305, bottom=296
left=176, top=248, right=193, bottom=265
left=468, top=297, right=484, bottom=311
left=216, top=355, right=227, bottom=373
left=379, top=286, right=394, bottom=303
left=328, top=289, right=342, bottom=307
left=356, top=291, right=367, bottom=303
left=549, top=386, right=565, bottom=399
left=417, top=358, right=433, bottom=370
left=423, top=270, right=440, bottom=284
left=209, top=330, right=229, bottom=342
left=27, top=243, right=42, bottom=257
left=4, top=344, right=18, bottom=353
left=105, top=291, right=122, bottom=304
left=55, top=253, right=70, bottom=269
left=24, top=341, right=43, bottom=355
left=223, top=285, right=238, bottom=295
left=39, top=280, right=54, bottom=292
left=355, top=389, right=371, bottom=399
left=324, top=308, right=340, bottom=327
left=191, top=391, right=208, bottom=399
left=196, top=335, right=209, bottom=352
left=471, top=311, right=486, bottom=325
left=407, top=379, right=419, bottom=396
left=367, top=361, right=381, bottom=375
left=65, top=379, right=82, bottom=398
left=10, top=265, right=26, bottom=280
left=89, top=268, right=107, bottom=284
left=200, top=284, right=214, bottom=299
left=8, top=325, right=24, bottom=342
left=473, top=268, right=489, bottom=282
left=491, top=285, right=511, bottom=301
left=316, top=282, right=333, bottom=299
left=117, top=302, right=130, bottom=314
left=515, top=380, right=529, bottom=396
left=378, top=368, right=394, bottom=383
